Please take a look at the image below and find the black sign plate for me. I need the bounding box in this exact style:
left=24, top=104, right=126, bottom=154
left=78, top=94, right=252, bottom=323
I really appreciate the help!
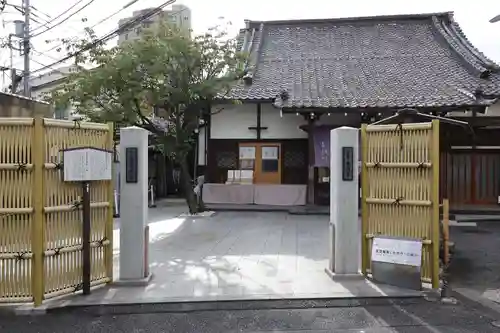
left=125, top=147, right=138, bottom=183
left=342, top=146, right=354, bottom=181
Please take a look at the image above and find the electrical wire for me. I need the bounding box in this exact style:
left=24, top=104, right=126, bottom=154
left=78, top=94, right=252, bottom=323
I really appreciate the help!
left=30, top=0, right=176, bottom=75
left=30, top=6, right=52, bottom=19
left=89, top=0, right=138, bottom=29
left=39, top=0, right=139, bottom=54
left=29, top=0, right=87, bottom=34
left=30, top=5, right=86, bottom=36
left=30, top=0, right=97, bottom=38
left=39, top=0, right=188, bottom=56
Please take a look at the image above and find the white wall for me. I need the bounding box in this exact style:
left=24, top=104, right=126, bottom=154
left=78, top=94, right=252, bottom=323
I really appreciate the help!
left=486, top=102, right=500, bottom=116
left=210, top=103, right=309, bottom=140
left=260, top=104, right=307, bottom=139
left=210, top=103, right=258, bottom=139
left=32, top=83, right=75, bottom=119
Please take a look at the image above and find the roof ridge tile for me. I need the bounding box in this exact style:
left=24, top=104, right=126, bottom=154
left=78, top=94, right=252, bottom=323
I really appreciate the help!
left=431, top=15, right=488, bottom=77
left=447, top=16, right=500, bottom=70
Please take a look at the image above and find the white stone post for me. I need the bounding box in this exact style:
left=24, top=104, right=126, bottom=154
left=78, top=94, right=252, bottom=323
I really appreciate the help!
left=117, top=126, right=152, bottom=285
left=326, top=126, right=361, bottom=279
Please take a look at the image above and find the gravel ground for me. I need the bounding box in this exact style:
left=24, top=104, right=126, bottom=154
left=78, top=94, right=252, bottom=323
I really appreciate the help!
left=1, top=297, right=499, bottom=333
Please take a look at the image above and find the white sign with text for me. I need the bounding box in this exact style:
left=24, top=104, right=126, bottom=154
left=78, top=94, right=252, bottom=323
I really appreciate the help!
left=371, top=237, right=423, bottom=267
left=63, top=147, right=113, bottom=182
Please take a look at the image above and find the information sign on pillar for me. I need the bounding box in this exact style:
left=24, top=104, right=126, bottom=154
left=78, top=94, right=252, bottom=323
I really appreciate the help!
left=62, top=147, right=113, bottom=295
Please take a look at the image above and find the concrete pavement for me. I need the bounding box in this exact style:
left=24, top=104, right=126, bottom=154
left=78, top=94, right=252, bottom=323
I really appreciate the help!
left=40, top=211, right=420, bottom=311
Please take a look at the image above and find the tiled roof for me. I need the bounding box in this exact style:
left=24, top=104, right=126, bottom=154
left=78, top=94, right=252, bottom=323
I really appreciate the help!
left=224, top=12, right=500, bottom=109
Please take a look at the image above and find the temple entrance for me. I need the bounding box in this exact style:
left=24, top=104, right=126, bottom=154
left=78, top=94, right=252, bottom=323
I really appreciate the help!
left=239, top=142, right=281, bottom=184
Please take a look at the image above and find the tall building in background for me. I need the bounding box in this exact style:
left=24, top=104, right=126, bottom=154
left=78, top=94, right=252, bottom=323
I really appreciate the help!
left=117, top=4, right=192, bottom=45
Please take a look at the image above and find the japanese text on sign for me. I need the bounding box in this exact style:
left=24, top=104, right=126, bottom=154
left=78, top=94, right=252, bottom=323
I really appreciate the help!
left=371, top=237, right=422, bottom=267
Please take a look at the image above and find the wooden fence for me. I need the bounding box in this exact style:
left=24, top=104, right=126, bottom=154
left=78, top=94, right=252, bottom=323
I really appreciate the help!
left=360, top=120, right=441, bottom=288
left=0, top=117, right=114, bottom=306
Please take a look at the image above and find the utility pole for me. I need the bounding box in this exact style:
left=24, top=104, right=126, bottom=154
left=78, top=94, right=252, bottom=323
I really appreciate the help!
left=9, top=35, right=16, bottom=92
left=22, top=0, right=30, bottom=97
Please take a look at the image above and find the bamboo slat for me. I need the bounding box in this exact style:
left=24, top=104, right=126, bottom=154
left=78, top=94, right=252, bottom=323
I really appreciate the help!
left=44, top=118, right=109, bottom=130
left=365, top=122, right=433, bottom=132
left=365, top=162, right=432, bottom=168
left=0, top=118, right=34, bottom=126
left=0, top=163, right=34, bottom=170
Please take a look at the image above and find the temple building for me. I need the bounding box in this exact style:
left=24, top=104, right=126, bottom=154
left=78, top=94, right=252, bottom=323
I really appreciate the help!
left=197, top=12, right=500, bottom=208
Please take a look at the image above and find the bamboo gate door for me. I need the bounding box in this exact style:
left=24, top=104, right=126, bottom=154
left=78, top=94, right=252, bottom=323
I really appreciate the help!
left=0, top=117, right=114, bottom=306
left=360, top=120, right=441, bottom=289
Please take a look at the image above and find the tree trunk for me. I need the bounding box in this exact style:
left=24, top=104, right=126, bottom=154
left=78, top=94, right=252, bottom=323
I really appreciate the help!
left=179, top=155, right=198, bottom=214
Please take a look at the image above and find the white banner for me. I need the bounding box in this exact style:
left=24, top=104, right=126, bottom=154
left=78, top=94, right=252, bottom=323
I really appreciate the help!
left=371, top=237, right=422, bottom=267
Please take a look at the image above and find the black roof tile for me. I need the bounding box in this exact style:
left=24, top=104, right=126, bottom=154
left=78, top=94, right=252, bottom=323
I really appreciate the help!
left=223, top=12, right=500, bottom=109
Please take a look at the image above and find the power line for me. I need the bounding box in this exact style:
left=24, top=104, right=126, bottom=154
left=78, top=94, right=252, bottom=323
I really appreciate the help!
left=30, top=0, right=97, bottom=38
left=90, top=0, right=138, bottom=29
left=29, top=6, right=87, bottom=36
left=30, top=0, right=176, bottom=75
left=29, top=0, right=86, bottom=34
left=30, top=5, right=52, bottom=19
left=38, top=0, right=139, bottom=54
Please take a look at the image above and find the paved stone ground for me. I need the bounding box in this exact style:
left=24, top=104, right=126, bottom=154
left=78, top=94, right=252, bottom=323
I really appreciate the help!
left=1, top=296, right=499, bottom=332
left=450, top=220, right=500, bottom=306
left=32, top=211, right=417, bottom=310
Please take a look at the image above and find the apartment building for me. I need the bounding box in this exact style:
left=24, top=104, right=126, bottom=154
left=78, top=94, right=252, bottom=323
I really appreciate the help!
left=117, top=4, right=192, bottom=45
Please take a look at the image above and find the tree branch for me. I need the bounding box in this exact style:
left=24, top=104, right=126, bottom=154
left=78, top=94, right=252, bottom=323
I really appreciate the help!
left=133, top=98, right=153, bottom=126
left=210, top=106, right=225, bottom=115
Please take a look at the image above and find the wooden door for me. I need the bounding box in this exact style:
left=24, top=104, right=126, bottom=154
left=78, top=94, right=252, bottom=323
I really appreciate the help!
left=239, top=143, right=281, bottom=184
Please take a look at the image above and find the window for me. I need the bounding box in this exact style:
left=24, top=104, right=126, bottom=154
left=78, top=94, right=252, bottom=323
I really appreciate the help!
left=184, top=16, right=189, bottom=20
left=239, top=146, right=256, bottom=170
left=124, top=33, right=129, bottom=40
left=262, top=159, right=278, bottom=172
left=261, top=146, right=279, bottom=173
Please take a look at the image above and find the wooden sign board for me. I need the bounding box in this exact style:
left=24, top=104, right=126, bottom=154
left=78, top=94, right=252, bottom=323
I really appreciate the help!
left=62, top=147, right=113, bottom=182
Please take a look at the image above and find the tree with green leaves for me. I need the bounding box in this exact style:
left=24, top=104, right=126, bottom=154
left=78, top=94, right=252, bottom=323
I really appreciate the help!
left=50, top=23, right=246, bottom=214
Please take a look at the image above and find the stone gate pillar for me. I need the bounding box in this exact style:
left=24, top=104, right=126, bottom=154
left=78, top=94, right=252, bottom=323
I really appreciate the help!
left=326, top=126, right=361, bottom=278
left=117, top=126, right=152, bottom=285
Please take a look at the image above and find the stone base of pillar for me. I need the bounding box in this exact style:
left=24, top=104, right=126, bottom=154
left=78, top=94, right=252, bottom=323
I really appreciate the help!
left=324, top=268, right=364, bottom=281
left=114, top=273, right=153, bottom=287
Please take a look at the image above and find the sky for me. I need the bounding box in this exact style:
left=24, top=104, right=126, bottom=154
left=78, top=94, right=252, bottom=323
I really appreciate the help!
left=0, top=0, right=499, bottom=86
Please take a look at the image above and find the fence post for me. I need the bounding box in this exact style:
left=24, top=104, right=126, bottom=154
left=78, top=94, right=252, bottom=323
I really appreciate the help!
left=106, top=122, right=114, bottom=281
left=32, top=117, right=45, bottom=306
left=360, top=124, right=369, bottom=275
left=441, top=198, right=451, bottom=298
left=431, top=120, right=440, bottom=289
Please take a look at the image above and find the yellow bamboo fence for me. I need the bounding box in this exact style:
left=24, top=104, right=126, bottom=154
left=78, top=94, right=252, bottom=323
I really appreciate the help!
left=0, top=117, right=114, bottom=306
left=360, top=120, right=440, bottom=288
